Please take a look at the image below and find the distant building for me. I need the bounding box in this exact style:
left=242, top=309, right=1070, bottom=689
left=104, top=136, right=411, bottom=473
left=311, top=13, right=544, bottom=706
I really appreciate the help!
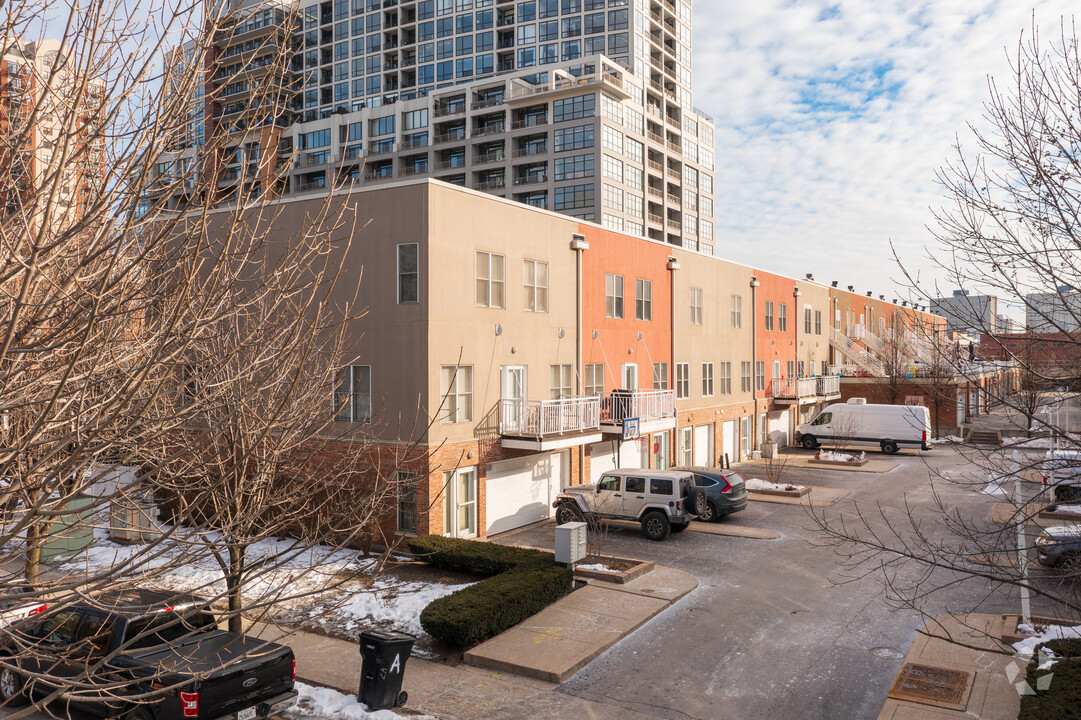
left=1026, top=288, right=1081, bottom=333
left=930, top=291, right=998, bottom=333
left=996, top=314, right=1020, bottom=334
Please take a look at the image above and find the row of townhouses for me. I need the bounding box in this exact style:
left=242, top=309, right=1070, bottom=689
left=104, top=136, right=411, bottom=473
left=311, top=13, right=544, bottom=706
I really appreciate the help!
left=248, top=178, right=979, bottom=540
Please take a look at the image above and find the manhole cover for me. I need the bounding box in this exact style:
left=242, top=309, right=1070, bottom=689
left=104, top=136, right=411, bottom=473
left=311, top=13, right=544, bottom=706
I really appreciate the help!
left=887, top=663, right=974, bottom=711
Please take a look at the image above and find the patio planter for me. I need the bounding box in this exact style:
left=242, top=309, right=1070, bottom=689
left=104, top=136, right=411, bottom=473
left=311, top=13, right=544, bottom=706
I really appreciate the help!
left=573, top=555, right=654, bottom=584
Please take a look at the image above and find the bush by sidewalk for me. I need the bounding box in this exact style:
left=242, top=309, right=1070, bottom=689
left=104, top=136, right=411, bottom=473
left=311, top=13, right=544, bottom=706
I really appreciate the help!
left=408, top=536, right=573, bottom=650
left=1020, top=638, right=1081, bottom=719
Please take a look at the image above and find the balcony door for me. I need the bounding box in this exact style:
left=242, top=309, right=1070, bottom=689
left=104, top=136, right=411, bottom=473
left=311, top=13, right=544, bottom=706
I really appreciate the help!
left=442, top=468, right=477, bottom=539
left=622, top=363, right=638, bottom=391
left=501, top=365, right=527, bottom=431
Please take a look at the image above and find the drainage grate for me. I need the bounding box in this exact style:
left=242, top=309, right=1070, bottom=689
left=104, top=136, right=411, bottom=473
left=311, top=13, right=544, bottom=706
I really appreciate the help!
left=887, top=663, right=974, bottom=711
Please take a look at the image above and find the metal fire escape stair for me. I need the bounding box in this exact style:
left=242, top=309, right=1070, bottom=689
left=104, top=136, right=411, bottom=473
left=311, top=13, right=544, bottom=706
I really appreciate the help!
left=829, top=326, right=885, bottom=376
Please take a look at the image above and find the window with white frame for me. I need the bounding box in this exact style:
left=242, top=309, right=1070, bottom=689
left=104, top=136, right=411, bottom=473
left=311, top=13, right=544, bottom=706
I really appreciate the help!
left=731, top=294, right=742, bottom=329
left=740, top=361, right=751, bottom=392
left=605, top=273, right=624, bottom=318
left=689, top=287, right=703, bottom=325
left=603, top=154, right=623, bottom=182
left=625, top=136, right=644, bottom=163
left=815, top=310, right=822, bottom=335
left=523, top=259, right=548, bottom=312
left=676, top=362, right=690, bottom=399
left=603, top=183, right=623, bottom=211
left=398, top=243, right=419, bottom=303
left=585, top=363, right=604, bottom=396
left=550, top=364, right=572, bottom=399
left=702, top=362, right=714, bottom=397
left=475, top=251, right=505, bottom=307
left=335, top=365, right=372, bottom=422
left=755, top=361, right=765, bottom=391
left=765, top=301, right=774, bottom=331
left=779, top=303, right=787, bottom=332
left=653, top=362, right=668, bottom=389
left=396, top=471, right=417, bottom=532
left=626, top=193, right=644, bottom=218
left=635, top=278, right=652, bottom=321
left=625, top=165, right=643, bottom=190
left=701, top=219, right=714, bottom=241
left=602, top=214, right=624, bottom=231
left=439, top=364, right=473, bottom=422
left=602, top=125, right=623, bottom=153
left=804, top=306, right=812, bottom=334
left=719, top=361, right=731, bottom=394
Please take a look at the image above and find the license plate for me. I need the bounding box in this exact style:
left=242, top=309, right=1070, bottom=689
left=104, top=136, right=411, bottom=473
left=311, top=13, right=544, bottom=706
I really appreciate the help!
left=237, top=707, right=257, bottom=720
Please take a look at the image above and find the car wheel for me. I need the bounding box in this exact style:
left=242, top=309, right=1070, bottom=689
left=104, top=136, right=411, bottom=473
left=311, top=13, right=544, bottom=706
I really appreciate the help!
left=671, top=521, right=688, bottom=533
left=640, top=511, right=671, bottom=541
left=698, top=501, right=716, bottom=523
left=0, top=663, right=28, bottom=707
left=555, top=503, right=583, bottom=524
left=882, top=440, right=899, bottom=455
left=801, top=435, right=817, bottom=450
left=686, top=487, right=708, bottom=518
left=1061, top=554, right=1081, bottom=574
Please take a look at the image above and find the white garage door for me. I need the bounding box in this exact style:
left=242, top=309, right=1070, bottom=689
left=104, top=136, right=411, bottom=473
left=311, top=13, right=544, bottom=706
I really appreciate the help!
left=588, top=439, right=647, bottom=483
left=485, top=451, right=567, bottom=536
left=693, top=424, right=713, bottom=466
left=768, top=410, right=790, bottom=445
left=722, top=420, right=738, bottom=466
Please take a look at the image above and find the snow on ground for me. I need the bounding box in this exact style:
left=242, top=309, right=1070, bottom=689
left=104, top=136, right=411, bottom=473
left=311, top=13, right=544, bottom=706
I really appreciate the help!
left=286, top=682, right=434, bottom=720
left=930, top=435, right=966, bottom=445
left=56, top=526, right=474, bottom=647
left=1051, top=504, right=1081, bottom=515
left=577, top=562, right=617, bottom=572
left=1013, top=623, right=1081, bottom=669
left=818, top=451, right=864, bottom=462
left=745, top=478, right=805, bottom=492
left=1009, top=434, right=1081, bottom=449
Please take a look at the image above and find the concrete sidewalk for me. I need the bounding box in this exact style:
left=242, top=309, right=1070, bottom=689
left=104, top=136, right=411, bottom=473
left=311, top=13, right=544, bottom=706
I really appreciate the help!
left=463, top=564, right=696, bottom=683
left=877, top=614, right=1020, bottom=720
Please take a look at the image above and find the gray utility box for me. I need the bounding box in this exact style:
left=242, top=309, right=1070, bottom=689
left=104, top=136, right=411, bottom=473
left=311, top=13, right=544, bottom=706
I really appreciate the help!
left=110, top=491, right=159, bottom=544
left=554, top=521, right=587, bottom=565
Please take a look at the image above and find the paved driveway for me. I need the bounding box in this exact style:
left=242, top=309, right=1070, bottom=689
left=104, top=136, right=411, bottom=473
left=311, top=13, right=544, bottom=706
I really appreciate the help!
left=487, top=445, right=1042, bottom=720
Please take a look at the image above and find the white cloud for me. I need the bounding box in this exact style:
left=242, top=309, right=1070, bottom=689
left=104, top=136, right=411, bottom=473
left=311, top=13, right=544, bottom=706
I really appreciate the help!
left=691, top=0, right=1076, bottom=305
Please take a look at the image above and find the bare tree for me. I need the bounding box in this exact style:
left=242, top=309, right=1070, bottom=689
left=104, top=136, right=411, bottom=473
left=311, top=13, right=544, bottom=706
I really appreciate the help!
left=879, top=312, right=913, bottom=406
left=815, top=20, right=1081, bottom=650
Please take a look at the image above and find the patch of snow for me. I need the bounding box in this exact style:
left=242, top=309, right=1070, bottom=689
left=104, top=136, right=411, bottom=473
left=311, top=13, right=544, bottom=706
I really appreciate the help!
left=1013, top=623, right=1081, bottom=666
left=331, top=579, right=473, bottom=639
left=1052, top=504, right=1081, bottom=515
left=745, top=478, right=806, bottom=492
left=577, top=562, right=617, bottom=572
left=286, top=682, right=429, bottom=720
left=931, top=435, right=965, bottom=445
left=818, top=450, right=865, bottom=462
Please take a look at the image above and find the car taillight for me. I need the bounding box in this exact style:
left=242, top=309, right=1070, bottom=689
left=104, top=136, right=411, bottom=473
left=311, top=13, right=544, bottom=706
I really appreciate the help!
left=922, top=431, right=927, bottom=443
left=291, top=659, right=296, bottom=683
left=1043, top=476, right=1049, bottom=485
left=180, top=690, right=199, bottom=718
left=28, top=605, right=46, bottom=616
left=720, top=478, right=731, bottom=493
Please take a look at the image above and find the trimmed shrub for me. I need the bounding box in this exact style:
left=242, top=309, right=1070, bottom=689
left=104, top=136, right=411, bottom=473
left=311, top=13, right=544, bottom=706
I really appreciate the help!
left=407, top=536, right=573, bottom=650
left=1020, top=638, right=1081, bottom=720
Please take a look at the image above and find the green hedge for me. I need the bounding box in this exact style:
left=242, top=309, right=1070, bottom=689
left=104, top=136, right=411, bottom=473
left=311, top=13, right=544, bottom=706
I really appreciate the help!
left=407, top=536, right=573, bottom=650
left=1020, top=639, right=1081, bottom=720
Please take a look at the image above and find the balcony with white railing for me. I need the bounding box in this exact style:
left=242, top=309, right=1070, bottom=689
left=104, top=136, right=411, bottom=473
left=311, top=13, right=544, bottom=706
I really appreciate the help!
left=599, top=390, right=676, bottom=434
left=771, top=377, right=818, bottom=404
left=816, top=375, right=841, bottom=399
left=500, top=397, right=602, bottom=450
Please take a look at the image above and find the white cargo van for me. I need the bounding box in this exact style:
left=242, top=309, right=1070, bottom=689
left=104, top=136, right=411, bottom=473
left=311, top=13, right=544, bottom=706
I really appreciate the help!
left=795, top=398, right=931, bottom=454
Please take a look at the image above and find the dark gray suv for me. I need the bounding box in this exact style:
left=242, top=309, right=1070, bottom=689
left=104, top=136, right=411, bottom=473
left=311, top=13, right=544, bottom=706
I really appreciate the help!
left=675, top=467, right=748, bottom=522
left=1036, top=525, right=1081, bottom=571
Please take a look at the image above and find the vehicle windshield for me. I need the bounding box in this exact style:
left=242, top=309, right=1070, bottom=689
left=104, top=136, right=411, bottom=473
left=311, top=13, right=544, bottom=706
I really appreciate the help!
left=124, top=609, right=217, bottom=649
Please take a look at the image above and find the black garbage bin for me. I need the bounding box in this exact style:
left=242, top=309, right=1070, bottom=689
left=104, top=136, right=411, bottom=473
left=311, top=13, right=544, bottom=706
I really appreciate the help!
left=610, top=388, right=633, bottom=421
left=358, top=629, right=415, bottom=710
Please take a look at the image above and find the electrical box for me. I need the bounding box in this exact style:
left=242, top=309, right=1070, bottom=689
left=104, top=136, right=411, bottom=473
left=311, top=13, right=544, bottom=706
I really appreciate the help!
left=554, top=521, right=587, bottom=565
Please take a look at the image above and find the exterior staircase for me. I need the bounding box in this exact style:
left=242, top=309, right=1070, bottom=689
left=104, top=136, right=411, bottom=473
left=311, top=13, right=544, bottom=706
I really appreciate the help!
left=828, top=327, right=885, bottom=376
left=967, top=429, right=1001, bottom=445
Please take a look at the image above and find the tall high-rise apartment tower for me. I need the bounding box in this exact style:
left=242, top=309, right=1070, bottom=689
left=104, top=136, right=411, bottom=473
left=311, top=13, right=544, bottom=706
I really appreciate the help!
left=159, top=0, right=717, bottom=253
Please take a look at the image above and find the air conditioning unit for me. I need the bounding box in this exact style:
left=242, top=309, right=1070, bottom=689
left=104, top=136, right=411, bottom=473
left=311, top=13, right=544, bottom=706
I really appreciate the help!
left=847, top=397, right=867, bottom=405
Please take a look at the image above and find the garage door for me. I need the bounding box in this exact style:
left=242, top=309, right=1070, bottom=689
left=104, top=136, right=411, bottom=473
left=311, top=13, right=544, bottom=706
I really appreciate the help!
left=485, top=451, right=567, bottom=536
left=768, top=410, right=790, bottom=445
left=693, top=424, right=713, bottom=466
left=722, top=420, right=738, bottom=466
left=588, top=439, right=647, bottom=483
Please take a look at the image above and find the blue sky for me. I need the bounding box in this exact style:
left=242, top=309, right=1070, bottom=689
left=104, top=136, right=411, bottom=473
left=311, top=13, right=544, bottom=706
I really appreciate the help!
left=691, top=1, right=1076, bottom=312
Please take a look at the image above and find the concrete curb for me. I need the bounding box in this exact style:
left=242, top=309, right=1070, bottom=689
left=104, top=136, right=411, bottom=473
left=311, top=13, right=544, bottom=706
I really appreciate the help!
left=462, top=564, right=697, bottom=683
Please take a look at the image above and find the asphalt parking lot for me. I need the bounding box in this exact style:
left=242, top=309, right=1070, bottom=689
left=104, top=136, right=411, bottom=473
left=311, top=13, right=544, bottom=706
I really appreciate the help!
left=487, top=445, right=1045, bottom=720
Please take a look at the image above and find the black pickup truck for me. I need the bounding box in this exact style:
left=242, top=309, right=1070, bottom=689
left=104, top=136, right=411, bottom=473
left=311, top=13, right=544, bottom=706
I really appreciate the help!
left=0, top=589, right=297, bottom=720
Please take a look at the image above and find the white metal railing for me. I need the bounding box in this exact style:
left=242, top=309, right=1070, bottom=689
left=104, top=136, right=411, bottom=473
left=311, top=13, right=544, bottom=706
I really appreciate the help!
left=500, top=397, right=600, bottom=438
left=601, top=390, right=675, bottom=424
left=816, top=375, right=840, bottom=396
left=772, top=377, right=817, bottom=399
left=829, top=326, right=885, bottom=376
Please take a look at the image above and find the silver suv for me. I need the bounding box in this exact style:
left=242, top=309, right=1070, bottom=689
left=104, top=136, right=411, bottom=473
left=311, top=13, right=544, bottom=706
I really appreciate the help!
left=553, top=469, right=707, bottom=541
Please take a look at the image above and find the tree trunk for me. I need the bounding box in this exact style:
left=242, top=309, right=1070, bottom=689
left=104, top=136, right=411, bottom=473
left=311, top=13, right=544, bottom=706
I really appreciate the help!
left=24, top=521, right=42, bottom=585
left=227, top=544, right=246, bottom=634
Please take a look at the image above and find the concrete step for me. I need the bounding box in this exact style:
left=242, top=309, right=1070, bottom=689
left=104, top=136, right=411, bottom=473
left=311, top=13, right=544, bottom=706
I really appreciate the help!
left=967, top=430, right=1001, bottom=445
